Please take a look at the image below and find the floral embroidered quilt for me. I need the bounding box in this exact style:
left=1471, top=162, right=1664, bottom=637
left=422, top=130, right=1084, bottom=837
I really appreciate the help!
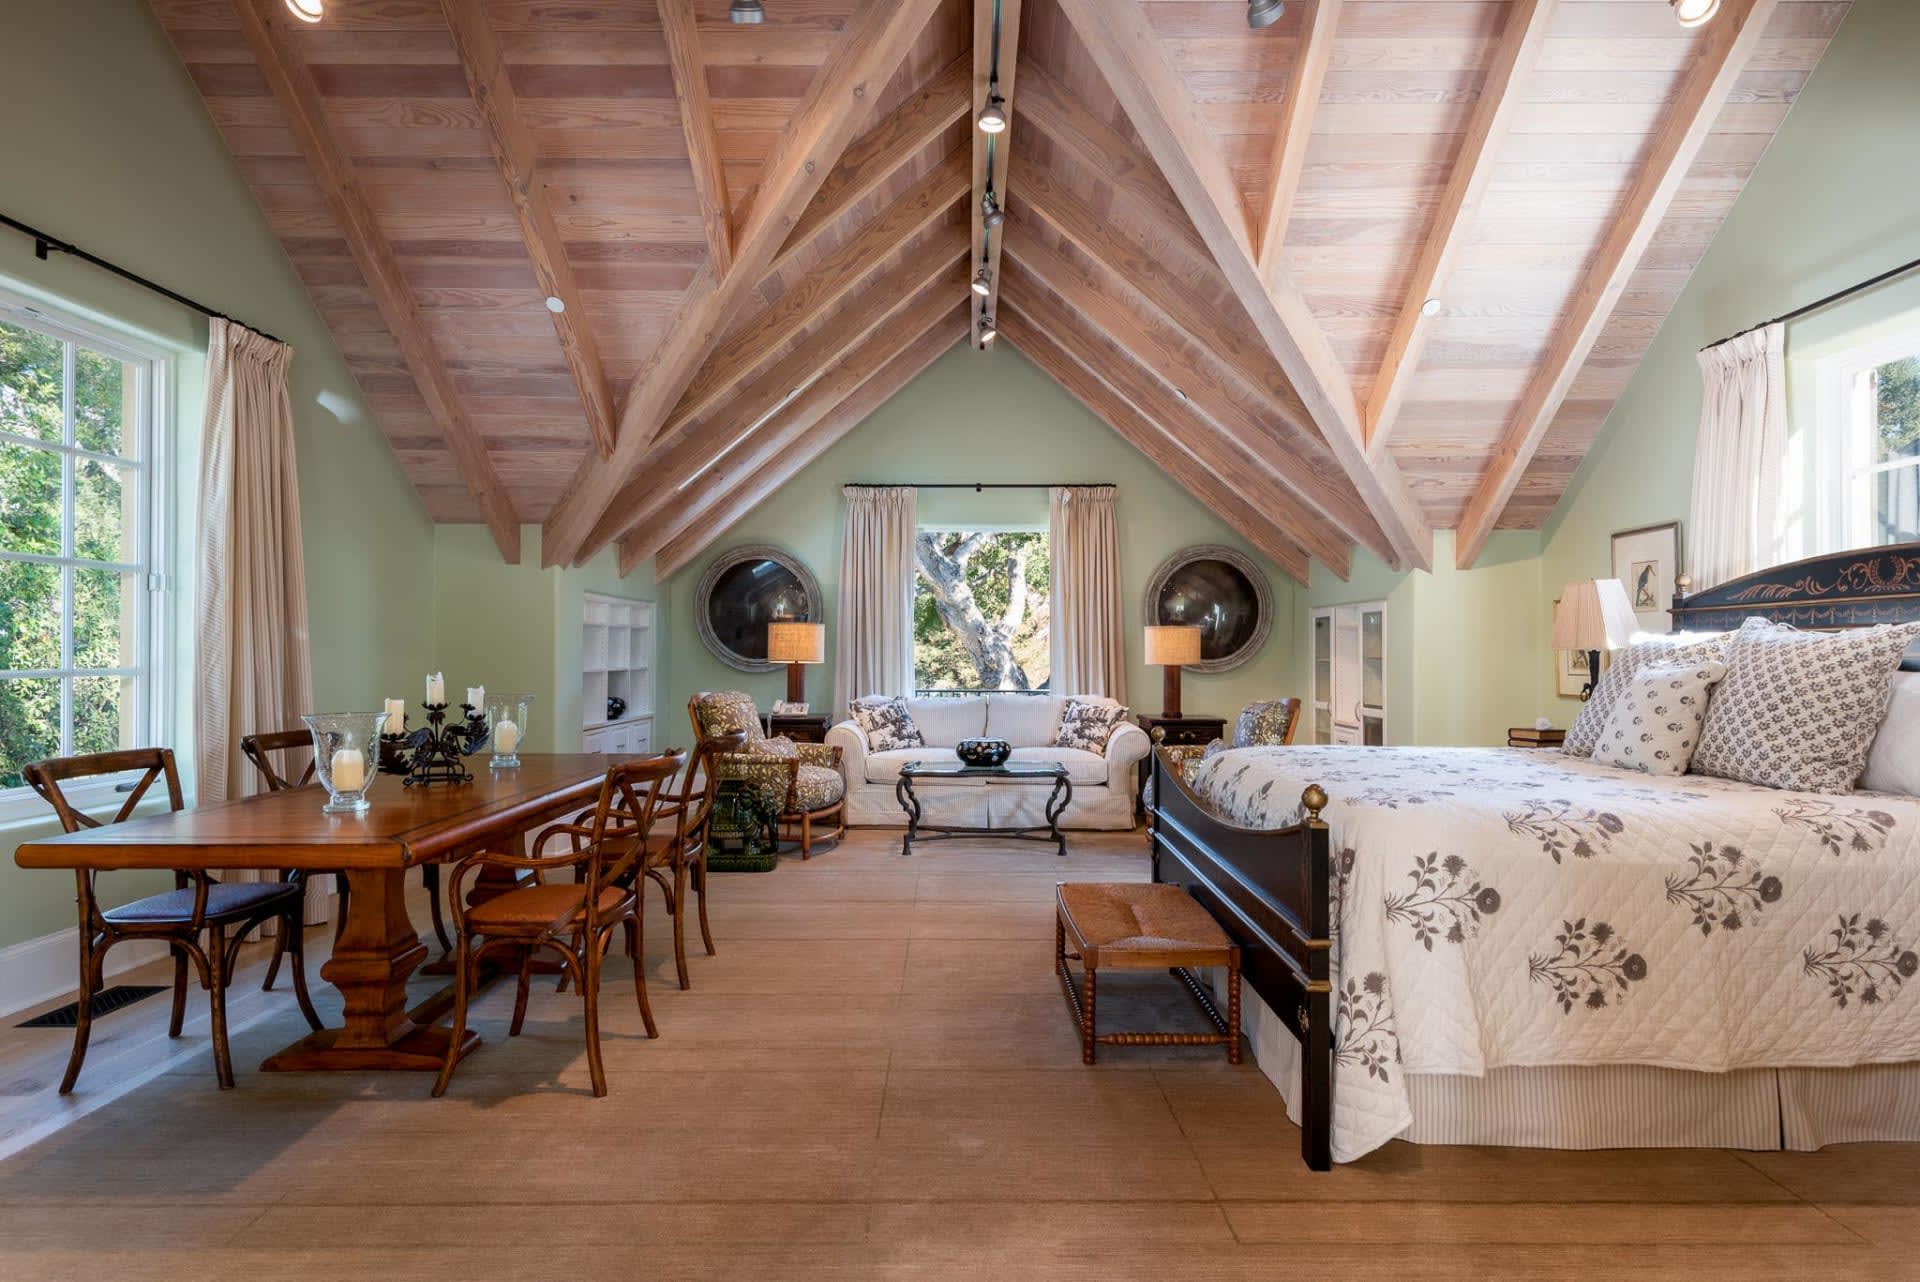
left=1188, top=745, right=1920, bottom=1162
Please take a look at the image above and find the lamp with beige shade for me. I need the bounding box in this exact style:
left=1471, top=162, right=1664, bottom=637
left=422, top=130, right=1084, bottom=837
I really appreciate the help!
left=1145, top=624, right=1204, bottom=719
left=1553, top=579, right=1640, bottom=702
left=767, top=620, right=826, bottom=707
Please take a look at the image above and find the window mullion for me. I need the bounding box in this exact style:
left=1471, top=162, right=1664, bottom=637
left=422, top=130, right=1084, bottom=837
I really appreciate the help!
left=59, top=340, right=76, bottom=756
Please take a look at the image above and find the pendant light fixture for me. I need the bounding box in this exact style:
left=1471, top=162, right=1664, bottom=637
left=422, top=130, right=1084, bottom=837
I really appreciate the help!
left=285, top=0, right=324, bottom=21
left=1670, top=0, right=1720, bottom=24
left=1247, top=0, right=1285, bottom=29
left=730, top=0, right=766, bottom=24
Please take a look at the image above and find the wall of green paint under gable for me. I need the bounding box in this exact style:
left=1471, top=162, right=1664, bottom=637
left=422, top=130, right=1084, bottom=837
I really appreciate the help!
left=663, top=342, right=1307, bottom=726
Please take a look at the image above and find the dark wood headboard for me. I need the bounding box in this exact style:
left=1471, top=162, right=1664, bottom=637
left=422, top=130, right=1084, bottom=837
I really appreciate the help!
left=1670, top=541, right=1920, bottom=669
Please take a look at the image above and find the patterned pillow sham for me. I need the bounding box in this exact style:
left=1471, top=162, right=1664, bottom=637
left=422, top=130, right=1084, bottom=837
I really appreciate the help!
left=1591, top=660, right=1726, bottom=777
left=1053, top=698, right=1130, bottom=754
left=1563, top=631, right=1730, bottom=757
left=1693, top=618, right=1920, bottom=794
left=849, top=696, right=924, bottom=752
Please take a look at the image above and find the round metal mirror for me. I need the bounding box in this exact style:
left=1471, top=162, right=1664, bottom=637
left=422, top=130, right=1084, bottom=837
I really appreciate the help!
left=695, top=545, right=823, bottom=673
left=1143, top=545, right=1272, bottom=673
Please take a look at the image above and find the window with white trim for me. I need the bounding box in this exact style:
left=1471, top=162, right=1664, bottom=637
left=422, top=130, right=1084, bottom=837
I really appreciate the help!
left=1814, top=326, right=1920, bottom=551
left=0, top=293, right=169, bottom=795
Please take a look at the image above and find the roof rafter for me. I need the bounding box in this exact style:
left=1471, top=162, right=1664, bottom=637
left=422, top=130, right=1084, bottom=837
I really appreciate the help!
left=1453, top=0, right=1780, bottom=570
left=1365, top=0, right=1556, bottom=460
left=235, top=0, right=519, bottom=561
left=970, top=0, right=1023, bottom=349
left=659, top=0, right=733, bottom=281
left=539, top=0, right=946, bottom=567
left=1254, top=0, right=1340, bottom=276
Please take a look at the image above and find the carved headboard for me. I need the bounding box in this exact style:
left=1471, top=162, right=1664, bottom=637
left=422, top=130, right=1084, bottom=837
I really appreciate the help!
left=1670, top=541, right=1920, bottom=670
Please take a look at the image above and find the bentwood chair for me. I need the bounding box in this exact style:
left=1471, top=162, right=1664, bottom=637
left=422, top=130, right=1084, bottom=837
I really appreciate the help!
left=24, top=748, right=322, bottom=1092
left=433, top=752, right=687, bottom=1098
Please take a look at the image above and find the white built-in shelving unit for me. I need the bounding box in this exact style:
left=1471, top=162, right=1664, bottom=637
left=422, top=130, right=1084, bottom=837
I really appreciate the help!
left=581, top=592, right=655, bottom=756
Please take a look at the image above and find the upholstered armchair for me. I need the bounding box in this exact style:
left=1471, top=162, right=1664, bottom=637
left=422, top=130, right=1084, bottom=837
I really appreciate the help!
left=687, top=692, right=846, bottom=858
left=1152, top=698, right=1302, bottom=785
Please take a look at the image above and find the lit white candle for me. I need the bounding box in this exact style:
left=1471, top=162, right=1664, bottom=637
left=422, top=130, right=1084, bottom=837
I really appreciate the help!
left=493, top=719, right=520, bottom=754
left=383, top=698, right=405, bottom=734
left=466, top=685, right=486, bottom=710
left=332, top=748, right=366, bottom=793
left=426, top=672, right=445, bottom=705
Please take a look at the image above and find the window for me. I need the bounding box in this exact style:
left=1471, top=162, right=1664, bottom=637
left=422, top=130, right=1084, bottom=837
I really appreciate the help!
left=0, top=294, right=168, bottom=795
left=912, top=530, right=1050, bottom=695
left=1816, top=328, right=1920, bottom=551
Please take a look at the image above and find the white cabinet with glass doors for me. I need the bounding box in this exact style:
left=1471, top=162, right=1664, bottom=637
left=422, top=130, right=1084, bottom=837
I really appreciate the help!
left=1309, top=601, right=1386, bottom=746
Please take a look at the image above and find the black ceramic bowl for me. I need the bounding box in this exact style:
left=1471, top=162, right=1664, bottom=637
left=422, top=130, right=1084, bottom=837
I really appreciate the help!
left=956, top=737, right=1012, bottom=767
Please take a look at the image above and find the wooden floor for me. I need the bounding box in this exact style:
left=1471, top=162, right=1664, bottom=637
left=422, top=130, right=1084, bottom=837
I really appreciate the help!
left=0, top=827, right=1914, bottom=1280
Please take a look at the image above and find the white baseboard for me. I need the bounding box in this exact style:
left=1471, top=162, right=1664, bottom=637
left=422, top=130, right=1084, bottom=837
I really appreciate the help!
left=0, top=929, right=174, bottom=1020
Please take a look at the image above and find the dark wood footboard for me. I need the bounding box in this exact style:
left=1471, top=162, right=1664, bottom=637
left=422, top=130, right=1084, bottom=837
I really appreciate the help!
left=1148, top=746, right=1333, bottom=1170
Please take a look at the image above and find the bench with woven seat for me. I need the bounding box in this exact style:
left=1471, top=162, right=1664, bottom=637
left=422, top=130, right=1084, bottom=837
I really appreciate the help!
left=1054, top=881, right=1241, bottom=1066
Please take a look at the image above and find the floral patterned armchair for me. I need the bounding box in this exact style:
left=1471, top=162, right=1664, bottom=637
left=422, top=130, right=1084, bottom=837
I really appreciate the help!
left=688, top=692, right=846, bottom=858
left=1153, top=698, right=1302, bottom=784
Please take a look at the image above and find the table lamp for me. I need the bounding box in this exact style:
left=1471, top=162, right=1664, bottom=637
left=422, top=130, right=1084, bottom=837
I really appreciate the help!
left=1553, top=579, right=1639, bottom=701
left=767, top=620, right=826, bottom=706
left=1145, top=624, right=1204, bottom=719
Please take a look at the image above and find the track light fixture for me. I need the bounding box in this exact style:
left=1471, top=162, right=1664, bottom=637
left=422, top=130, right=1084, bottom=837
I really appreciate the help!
left=978, top=315, right=998, bottom=347
left=982, top=191, right=1005, bottom=229
left=1247, top=0, right=1285, bottom=29
left=1669, top=0, right=1720, bottom=25
left=977, top=93, right=1008, bottom=134
left=729, top=0, right=766, bottom=24
left=285, top=0, right=324, bottom=22
left=972, top=265, right=992, bottom=297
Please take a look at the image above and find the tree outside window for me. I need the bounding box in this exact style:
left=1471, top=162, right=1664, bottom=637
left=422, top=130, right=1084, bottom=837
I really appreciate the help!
left=913, top=530, right=1050, bottom=694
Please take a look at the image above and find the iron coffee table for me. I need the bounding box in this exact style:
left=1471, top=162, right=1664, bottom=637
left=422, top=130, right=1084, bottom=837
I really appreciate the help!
left=893, top=760, right=1073, bottom=857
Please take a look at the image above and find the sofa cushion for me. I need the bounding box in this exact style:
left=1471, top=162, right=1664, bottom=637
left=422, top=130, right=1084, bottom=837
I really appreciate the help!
left=1053, top=697, right=1130, bottom=753
left=849, top=695, right=924, bottom=751
left=997, top=746, right=1107, bottom=785
left=864, top=746, right=985, bottom=785
left=906, top=697, right=986, bottom=747
left=985, top=694, right=1063, bottom=746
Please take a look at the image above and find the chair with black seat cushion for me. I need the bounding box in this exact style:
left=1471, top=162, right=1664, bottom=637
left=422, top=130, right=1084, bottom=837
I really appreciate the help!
left=23, top=748, right=322, bottom=1092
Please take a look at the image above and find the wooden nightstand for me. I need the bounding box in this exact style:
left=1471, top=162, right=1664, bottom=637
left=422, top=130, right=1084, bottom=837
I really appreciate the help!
left=1135, top=714, right=1228, bottom=818
left=763, top=713, right=830, bottom=744
left=1508, top=727, right=1566, bottom=749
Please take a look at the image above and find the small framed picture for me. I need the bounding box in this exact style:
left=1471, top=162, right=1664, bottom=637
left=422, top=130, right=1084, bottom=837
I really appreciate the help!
left=1611, top=521, right=1683, bottom=635
left=772, top=700, right=809, bottom=716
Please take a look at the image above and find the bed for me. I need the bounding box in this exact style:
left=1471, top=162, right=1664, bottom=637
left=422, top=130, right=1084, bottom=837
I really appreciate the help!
left=1148, top=541, right=1920, bottom=1168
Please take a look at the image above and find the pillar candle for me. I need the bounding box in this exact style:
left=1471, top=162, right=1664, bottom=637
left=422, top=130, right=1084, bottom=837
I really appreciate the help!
left=331, top=748, right=366, bottom=793
left=466, top=685, right=486, bottom=710
left=426, top=672, right=445, bottom=705
left=493, top=719, right=520, bottom=754
left=383, top=698, right=405, bottom=733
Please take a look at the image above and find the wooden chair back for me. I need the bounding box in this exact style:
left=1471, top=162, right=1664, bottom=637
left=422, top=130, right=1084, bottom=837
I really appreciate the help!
left=581, top=752, right=686, bottom=929
left=23, top=748, right=185, bottom=833
left=239, top=729, right=316, bottom=792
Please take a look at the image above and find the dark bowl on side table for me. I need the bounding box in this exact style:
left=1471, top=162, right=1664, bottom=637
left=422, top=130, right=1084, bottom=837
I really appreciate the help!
left=956, top=737, right=1012, bottom=768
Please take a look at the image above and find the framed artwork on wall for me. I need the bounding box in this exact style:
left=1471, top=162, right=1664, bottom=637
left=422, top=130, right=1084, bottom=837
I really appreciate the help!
left=1611, top=521, right=1683, bottom=635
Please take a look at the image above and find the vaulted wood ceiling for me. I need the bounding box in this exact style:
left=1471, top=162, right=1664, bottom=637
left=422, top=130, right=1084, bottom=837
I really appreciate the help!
left=153, top=0, right=1850, bottom=578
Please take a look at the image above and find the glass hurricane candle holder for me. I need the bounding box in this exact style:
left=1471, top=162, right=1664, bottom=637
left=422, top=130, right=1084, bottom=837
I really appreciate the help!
left=485, top=692, right=533, bottom=769
left=302, top=711, right=388, bottom=814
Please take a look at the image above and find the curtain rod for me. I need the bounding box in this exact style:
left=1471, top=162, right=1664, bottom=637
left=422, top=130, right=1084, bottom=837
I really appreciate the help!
left=1, top=211, right=284, bottom=345
left=848, top=482, right=1113, bottom=490
left=1704, top=253, right=1920, bottom=351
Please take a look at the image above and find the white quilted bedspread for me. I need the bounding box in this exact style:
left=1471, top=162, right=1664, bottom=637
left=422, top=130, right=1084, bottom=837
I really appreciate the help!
left=1188, top=745, right=1920, bottom=1162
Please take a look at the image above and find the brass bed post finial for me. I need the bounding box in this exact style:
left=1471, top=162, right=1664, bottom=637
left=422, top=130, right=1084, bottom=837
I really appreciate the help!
left=1150, top=726, right=1167, bottom=744
left=1301, top=785, right=1328, bottom=823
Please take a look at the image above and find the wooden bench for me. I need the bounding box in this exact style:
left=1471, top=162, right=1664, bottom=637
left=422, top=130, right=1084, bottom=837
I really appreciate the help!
left=1054, top=882, right=1241, bottom=1066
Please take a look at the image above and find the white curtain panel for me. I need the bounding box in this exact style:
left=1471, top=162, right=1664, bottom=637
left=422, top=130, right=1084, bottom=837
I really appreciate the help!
left=833, top=485, right=918, bottom=719
left=193, top=319, right=320, bottom=919
left=1688, top=322, right=1787, bottom=590
left=1048, top=485, right=1126, bottom=701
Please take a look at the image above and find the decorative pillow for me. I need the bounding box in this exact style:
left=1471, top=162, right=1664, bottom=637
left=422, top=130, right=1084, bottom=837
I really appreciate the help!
left=849, top=696, right=924, bottom=752
left=1231, top=699, right=1297, bottom=749
left=1563, top=631, right=1730, bottom=757
left=1693, top=619, right=1920, bottom=793
left=1590, top=660, right=1727, bottom=776
left=1861, top=670, right=1920, bottom=795
left=1053, top=698, right=1130, bottom=753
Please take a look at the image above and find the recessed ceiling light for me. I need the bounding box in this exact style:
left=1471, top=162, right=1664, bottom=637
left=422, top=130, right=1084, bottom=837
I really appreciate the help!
left=729, top=0, right=765, bottom=24
left=285, top=0, right=323, bottom=22
left=1420, top=298, right=1444, bottom=318
left=1247, top=0, right=1285, bottom=29
left=544, top=296, right=565, bottom=314
left=977, top=95, right=1008, bottom=134
left=1671, top=0, right=1720, bottom=25
left=1174, top=388, right=1189, bottom=401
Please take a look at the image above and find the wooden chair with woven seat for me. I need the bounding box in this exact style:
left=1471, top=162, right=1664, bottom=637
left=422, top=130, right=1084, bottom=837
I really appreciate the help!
left=23, top=748, right=323, bottom=1092
left=433, top=751, right=687, bottom=1098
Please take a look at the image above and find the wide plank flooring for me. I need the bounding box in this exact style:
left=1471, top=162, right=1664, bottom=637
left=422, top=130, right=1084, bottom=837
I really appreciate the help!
left=0, top=827, right=1913, bottom=1280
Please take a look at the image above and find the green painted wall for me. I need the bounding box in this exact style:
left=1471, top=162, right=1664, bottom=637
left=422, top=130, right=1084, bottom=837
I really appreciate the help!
left=665, top=342, right=1306, bottom=725
left=0, top=0, right=436, bottom=951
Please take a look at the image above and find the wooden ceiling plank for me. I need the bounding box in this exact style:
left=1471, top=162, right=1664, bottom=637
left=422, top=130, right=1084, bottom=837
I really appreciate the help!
left=1453, top=0, right=1779, bottom=570
left=641, top=308, right=968, bottom=578
left=234, top=0, right=520, bottom=562
left=540, top=0, right=946, bottom=567
left=1364, top=0, right=1557, bottom=461
left=659, top=0, right=734, bottom=281
left=998, top=303, right=1315, bottom=585
left=774, top=54, right=969, bottom=278
left=1050, top=0, right=1431, bottom=572
left=584, top=236, right=970, bottom=561
left=438, top=0, right=617, bottom=461
left=1003, top=230, right=1353, bottom=572
left=970, top=0, right=1023, bottom=349
left=1254, top=0, right=1341, bottom=275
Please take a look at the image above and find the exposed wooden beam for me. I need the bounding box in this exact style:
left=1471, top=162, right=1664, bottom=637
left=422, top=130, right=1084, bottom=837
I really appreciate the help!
left=970, top=0, right=1023, bottom=349
left=1365, top=0, right=1555, bottom=460
left=1000, top=273, right=1329, bottom=583
left=540, top=0, right=945, bottom=567
left=998, top=303, right=1313, bottom=584
left=1453, top=0, right=1778, bottom=570
left=587, top=237, right=970, bottom=562
left=1003, top=231, right=1356, bottom=572
left=646, top=311, right=968, bottom=578
left=659, top=0, right=733, bottom=280
left=1254, top=0, right=1340, bottom=276
left=774, top=55, right=969, bottom=277
left=1051, top=0, right=1431, bottom=571
left=438, top=0, right=617, bottom=462
left=236, top=0, right=519, bottom=561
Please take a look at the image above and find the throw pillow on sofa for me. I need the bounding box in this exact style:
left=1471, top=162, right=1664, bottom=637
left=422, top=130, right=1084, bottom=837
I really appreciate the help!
left=1053, top=698, right=1129, bottom=753
left=850, top=696, right=924, bottom=752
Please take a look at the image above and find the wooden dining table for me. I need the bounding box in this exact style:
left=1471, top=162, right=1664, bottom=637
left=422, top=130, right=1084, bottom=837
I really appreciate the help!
left=15, top=754, right=618, bottom=1075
